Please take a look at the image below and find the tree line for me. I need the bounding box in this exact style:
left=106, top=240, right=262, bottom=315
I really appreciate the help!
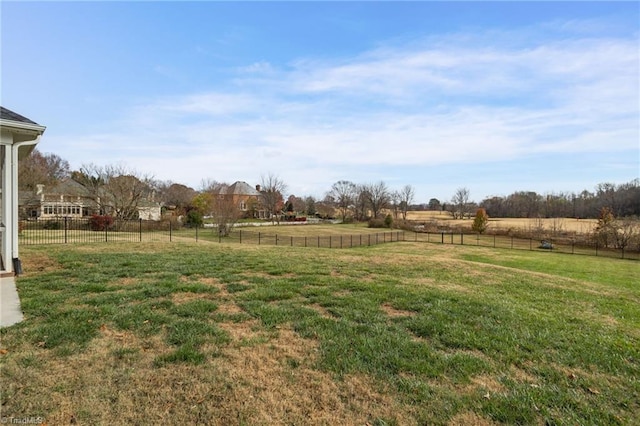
left=20, top=149, right=639, bottom=226
left=420, top=181, right=639, bottom=220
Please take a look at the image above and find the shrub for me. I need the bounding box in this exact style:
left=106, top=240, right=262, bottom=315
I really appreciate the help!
left=43, top=220, right=62, bottom=230
left=384, top=214, right=393, bottom=228
left=89, top=215, right=114, bottom=231
left=472, top=208, right=489, bottom=234
left=368, top=218, right=386, bottom=228
left=184, top=210, right=203, bottom=227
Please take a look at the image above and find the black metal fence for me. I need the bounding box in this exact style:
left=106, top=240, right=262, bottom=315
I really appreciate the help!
left=17, top=218, right=405, bottom=248
left=18, top=218, right=639, bottom=260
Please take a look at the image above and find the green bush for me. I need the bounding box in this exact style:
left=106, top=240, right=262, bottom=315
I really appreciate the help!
left=185, top=210, right=203, bottom=227
left=43, top=220, right=62, bottom=230
left=368, top=218, right=386, bottom=228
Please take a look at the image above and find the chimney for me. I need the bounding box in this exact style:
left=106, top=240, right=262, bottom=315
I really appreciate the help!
left=255, top=184, right=261, bottom=192
left=36, top=184, right=45, bottom=202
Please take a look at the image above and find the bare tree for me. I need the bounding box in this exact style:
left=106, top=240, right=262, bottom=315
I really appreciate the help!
left=74, top=164, right=154, bottom=221
left=207, top=183, right=240, bottom=237
left=365, top=181, right=390, bottom=219
left=353, top=184, right=369, bottom=221
left=156, top=181, right=197, bottom=214
left=451, top=187, right=470, bottom=219
left=328, top=180, right=356, bottom=222
left=399, top=184, right=415, bottom=221
left=389, top=190, right=401, bottom=220
left=19, top=149, right=70, bottom=191
left=260, top=173, right=287, bottom=223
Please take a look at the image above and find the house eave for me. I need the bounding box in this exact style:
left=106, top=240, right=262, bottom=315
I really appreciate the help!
left=0, top=119, right=47, bottom=136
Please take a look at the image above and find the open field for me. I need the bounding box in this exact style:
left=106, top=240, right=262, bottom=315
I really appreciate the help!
left=406, top=211, right=598, bottom=235
left=1, top=241, right=639, bottom=425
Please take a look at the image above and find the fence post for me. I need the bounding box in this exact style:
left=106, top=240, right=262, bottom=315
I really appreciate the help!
left=530, top=238, right=532, bottom=250
left=595, top=242, right=598, bottom=256
left=291, top=236, right=293, bottom=247
left=571, top=241, right=574, bottom=254
left=304, top=236, right=307, bottom=247
left=105, top=221, right=108, bottom=242
left=258, top=232, right=261, bottom=245
left=368, top=235, right=371, bottom=246
left=340, top=235, right=343, bottom=249
left=461, top=233, right=463, bottom=245
left=64, top=217, right=68, bottom=244
left=276, top=234, right=278, bottom=246
left=318, top=236, right=320, bottom=248
left=239, top=230, right=242, bottom=244
left=511, top=236, right=513, bottom=249
left=139, top=218, right=143, bottom=242
left=494, top=234, right=496, bottom=248
left=441, top=232, right=444, bottom=244
left=329, top=236, right=332, bottom=248
left=350, top=235, right=353, bottom=248
left=169, top=221, right=172, bottom=242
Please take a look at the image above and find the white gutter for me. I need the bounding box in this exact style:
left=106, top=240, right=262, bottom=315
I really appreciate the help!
left=11, top=137, right=41, bottom=267
left=0, top=119, right=47, bottom=134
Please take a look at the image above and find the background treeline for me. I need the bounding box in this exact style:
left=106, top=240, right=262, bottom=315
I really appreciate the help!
left=20, top=149, right=639, bottom=220
left=478, top=181, right=640, bottom=219
left=411, top=180, right=639, bottom=219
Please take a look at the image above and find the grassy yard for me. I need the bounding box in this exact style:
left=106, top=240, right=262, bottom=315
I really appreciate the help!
left=1, top=240, right=638, bottom=425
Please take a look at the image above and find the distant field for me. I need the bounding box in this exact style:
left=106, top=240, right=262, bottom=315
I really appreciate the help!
left=1, top=241, right=638, bottom=424
left=407, top=211, right=598, bottom=234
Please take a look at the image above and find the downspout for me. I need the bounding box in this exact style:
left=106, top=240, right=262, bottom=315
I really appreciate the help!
left=11, top=136, right=41, bottom=274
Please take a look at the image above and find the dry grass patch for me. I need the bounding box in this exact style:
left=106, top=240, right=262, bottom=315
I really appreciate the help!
left=448, top=411, right=498, bottom=426
left=381, top=303, right=417, bottom=318
left=172, top=292, right=212, bottom=304
left=21, top=252, right=61, bottom=274
left=306, top=303, right=336, bottom=319
left=211, top=327, right=415, bottom=425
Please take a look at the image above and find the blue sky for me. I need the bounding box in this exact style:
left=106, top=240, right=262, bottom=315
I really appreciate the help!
left=2, top=1, right=638, bottom=203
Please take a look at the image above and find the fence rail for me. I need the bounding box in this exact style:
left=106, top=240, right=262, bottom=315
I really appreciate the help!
left=18, top=218, right=639, bottom=260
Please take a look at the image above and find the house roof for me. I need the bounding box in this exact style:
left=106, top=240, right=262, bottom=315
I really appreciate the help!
left=0, top=106, right=40, bottom=126
left=218, top=181, right=261, bottom=196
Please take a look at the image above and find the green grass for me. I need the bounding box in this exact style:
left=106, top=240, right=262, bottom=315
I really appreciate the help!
left=1, top=241, right=638, bottom=424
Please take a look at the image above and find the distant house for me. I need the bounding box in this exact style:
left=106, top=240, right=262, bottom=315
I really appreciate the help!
left=137, top=199, right=162, bottom=221
left=19, top=179, right=97, bottom=219
left=19, top=179, right=162, bottom=221
left=213, top=181, right=266, bottom=218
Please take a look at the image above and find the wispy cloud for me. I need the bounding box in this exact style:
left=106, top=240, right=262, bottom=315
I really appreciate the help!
left=51, top=19, right=638, bottom=198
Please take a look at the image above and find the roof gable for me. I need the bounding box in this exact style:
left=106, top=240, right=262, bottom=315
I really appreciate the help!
left=0, top=106, right=40, bottom=125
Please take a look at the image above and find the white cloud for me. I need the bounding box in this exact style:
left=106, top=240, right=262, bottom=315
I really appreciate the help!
left=49, top=19, right=639, bottom=199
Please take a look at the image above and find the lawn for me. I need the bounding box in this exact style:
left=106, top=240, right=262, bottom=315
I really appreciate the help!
left=1, top=240, right=638, bottom=425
